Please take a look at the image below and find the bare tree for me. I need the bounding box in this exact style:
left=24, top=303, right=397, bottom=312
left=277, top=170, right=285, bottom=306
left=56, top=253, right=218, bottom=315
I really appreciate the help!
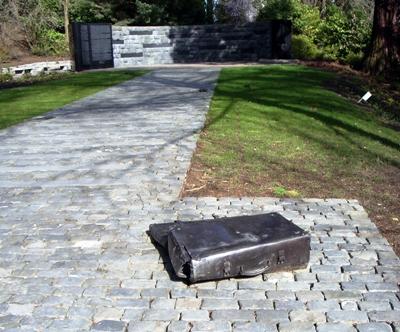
left=0, top=0, right=60, bottom=55
left=223, top=0, right=257, bottom=23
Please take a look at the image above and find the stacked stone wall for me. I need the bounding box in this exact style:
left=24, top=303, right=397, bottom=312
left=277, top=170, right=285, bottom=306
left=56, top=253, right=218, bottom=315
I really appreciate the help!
left=112, top=23, right=284, bottom=68
left=2, top=60, right=73, bottom=78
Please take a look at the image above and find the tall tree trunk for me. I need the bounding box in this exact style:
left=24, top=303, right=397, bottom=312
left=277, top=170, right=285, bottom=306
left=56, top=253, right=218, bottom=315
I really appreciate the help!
left=364, top=0, right=399, bottom=75
left=64, top=0, right=69, bottom=42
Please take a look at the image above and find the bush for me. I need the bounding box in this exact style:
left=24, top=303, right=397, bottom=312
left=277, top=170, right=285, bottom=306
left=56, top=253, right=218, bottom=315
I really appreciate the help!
left=316, top=5, right=371, bottom=62
left=344, top=52, right=364, bottom=69
left=258, top=0, right=322, bottom=37
left=70, top=0, right=113, bottom=23
left=31, top=29, right=68, bottom=56
left=291, top=35, right=319, bottom=60
left=0, top=72, right=13, bottom=83
left=257, top=0, right=372, bottom=65
left=132, top=0, right=166, bottom=25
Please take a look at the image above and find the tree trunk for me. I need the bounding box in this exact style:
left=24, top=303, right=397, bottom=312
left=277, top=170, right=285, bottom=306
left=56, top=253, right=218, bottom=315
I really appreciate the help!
left=64, top=0, right=69, bottom=42
left=364, top=0, right=400, bottom=75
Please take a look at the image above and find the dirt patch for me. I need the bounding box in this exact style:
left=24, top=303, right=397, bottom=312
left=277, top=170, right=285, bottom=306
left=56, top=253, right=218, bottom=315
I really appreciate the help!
left=183, top=144, right=400, bottom=255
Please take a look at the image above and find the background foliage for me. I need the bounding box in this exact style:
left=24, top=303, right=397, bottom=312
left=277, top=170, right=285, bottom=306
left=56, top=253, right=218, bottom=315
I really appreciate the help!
left=258, top=0, right=372, bottom=65
left=0, top=0, right=374, bottom=67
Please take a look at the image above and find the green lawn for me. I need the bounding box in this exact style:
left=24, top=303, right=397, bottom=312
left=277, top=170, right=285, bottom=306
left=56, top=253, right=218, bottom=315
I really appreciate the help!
left=200, top=64, right=399, bottom=176
left=0, top=70, right=147, bottom=129
left=184, top=65, right=400, bottom=250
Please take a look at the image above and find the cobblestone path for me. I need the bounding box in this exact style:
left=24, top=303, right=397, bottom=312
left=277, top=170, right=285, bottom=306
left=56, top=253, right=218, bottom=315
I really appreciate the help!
left=0, top=69, right=399, bottom=332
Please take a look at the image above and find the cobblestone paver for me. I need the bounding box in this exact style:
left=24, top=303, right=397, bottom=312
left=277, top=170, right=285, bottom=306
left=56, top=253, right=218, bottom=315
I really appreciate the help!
left=1, top=68, right=399, bottom=331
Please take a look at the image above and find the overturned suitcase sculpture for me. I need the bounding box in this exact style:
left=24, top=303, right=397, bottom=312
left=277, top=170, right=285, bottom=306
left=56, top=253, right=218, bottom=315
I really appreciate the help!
left=149, top=213, right=310, bottom=283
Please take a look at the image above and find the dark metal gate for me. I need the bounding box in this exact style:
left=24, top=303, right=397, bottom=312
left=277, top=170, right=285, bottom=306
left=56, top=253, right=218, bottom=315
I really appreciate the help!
left=271, top=20, right=292, bottom=59
left=72, top=23, right=114, bottom=71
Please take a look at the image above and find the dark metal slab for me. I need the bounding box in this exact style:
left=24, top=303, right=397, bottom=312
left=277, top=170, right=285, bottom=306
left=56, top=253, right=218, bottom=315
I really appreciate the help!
left=149, top=213, right=310, bottom=283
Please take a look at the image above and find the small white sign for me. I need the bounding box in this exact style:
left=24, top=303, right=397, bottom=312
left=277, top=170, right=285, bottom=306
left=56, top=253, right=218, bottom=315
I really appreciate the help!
left=358, top=91, right=372, bottom=103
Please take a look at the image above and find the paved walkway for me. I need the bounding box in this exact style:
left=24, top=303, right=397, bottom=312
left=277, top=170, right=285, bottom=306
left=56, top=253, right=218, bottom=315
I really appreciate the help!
left=0, top=69, right=399, bottom=332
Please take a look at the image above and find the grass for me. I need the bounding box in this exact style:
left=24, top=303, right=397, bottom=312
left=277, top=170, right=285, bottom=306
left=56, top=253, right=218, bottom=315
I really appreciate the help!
left=183, top=64, right=400, bottom=253
left=0, top=70, right=147, bottom=129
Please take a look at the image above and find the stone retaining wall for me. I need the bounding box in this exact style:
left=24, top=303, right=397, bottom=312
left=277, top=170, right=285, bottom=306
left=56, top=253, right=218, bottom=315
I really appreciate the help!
left=112, top=22, right=290, bottom=68
left=1, top=60, right=73, bottom=78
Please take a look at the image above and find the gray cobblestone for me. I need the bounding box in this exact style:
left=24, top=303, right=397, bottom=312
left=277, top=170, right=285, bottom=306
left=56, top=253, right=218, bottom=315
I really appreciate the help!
left=122, top=309, right=144, bottom=321
left=256, top=310, right=289, bottom=324
left=115, top=299, right=149, bottom=309
left=175, top=298, right=201, bottom=310
left=274, top=300, right=305, bottom=310
left=190, top=321, right=231, bottom=332
left=234, top=290, right=266, bottom=300
left=239, top=300, right=274, bottom=310
left=279, top=322, right=316, bottom=332
left=265, top=272, right=294, bottom=283
left=324, top=291, right=363, bottom=301
left=363, top=292, right=399, bottom=302
left=238, top=280, right=276, bottom=290
left=142, top=309, right=179, bottom=321
left=201, top=299, right=238, bottom=310
left=150, top=298, right=176, bottom=309
left=197, top=289, right=233, bottom=299
left=91, top=320, right=127, bottom=331
left=356, top=322, right=393, bottom=332
left=391, top=299, right=400, bottom=310
left=307, top=300, right=340, bottom=311
left=366, top=282, right=399, bottom=292
left=327, top=310, right=369, bottom=324
left=211, top=309, right=255, bottom=321
left=312, top=282, right=341, bottom=291
left=289, top=310, right=326, bottom=323
left=93, top=307, right=124, bottom=322
left=217, top=280, right=238, bottom=291
left=128, top=321, right=169, bottom=332
left=232, top=322, right=278, bottom=332
left=277, top=281, right=310, bottom=291
left=167, top=321, right=189, bottom=332
left=358, top=301, right=392, bottom=311
left=316, top=323, right=356, bottom=332
left=108, top=288, right=141, bottom=298
left=266, top=291, right=296, bottom=301
left=341, top=281, right=367, bottom=291
left=368, top=310, right=400, bottom=322
left=49, top=318, right=92, bottom=330
left=181, top=310, right=210, bottom=321
left=296, top=291, right=325, bottom=302
left=340, top=300, right=358, bottom=311
left=171, top=289, right=197, bottom=298
left=7, top=304, right=35, bottom=316
left=141, top=288, right=170, bottom=299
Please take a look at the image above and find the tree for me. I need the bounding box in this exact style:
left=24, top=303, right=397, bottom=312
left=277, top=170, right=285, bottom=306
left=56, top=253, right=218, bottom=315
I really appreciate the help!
left=364, top=0, right=400, bottom=75
left=0, top=0, right=63, bottom=54
left=64, top=0, right=69, bottom=42
left=206, top=0, right=214, bottom=23
left=217, top=0, right=256, bottom=23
